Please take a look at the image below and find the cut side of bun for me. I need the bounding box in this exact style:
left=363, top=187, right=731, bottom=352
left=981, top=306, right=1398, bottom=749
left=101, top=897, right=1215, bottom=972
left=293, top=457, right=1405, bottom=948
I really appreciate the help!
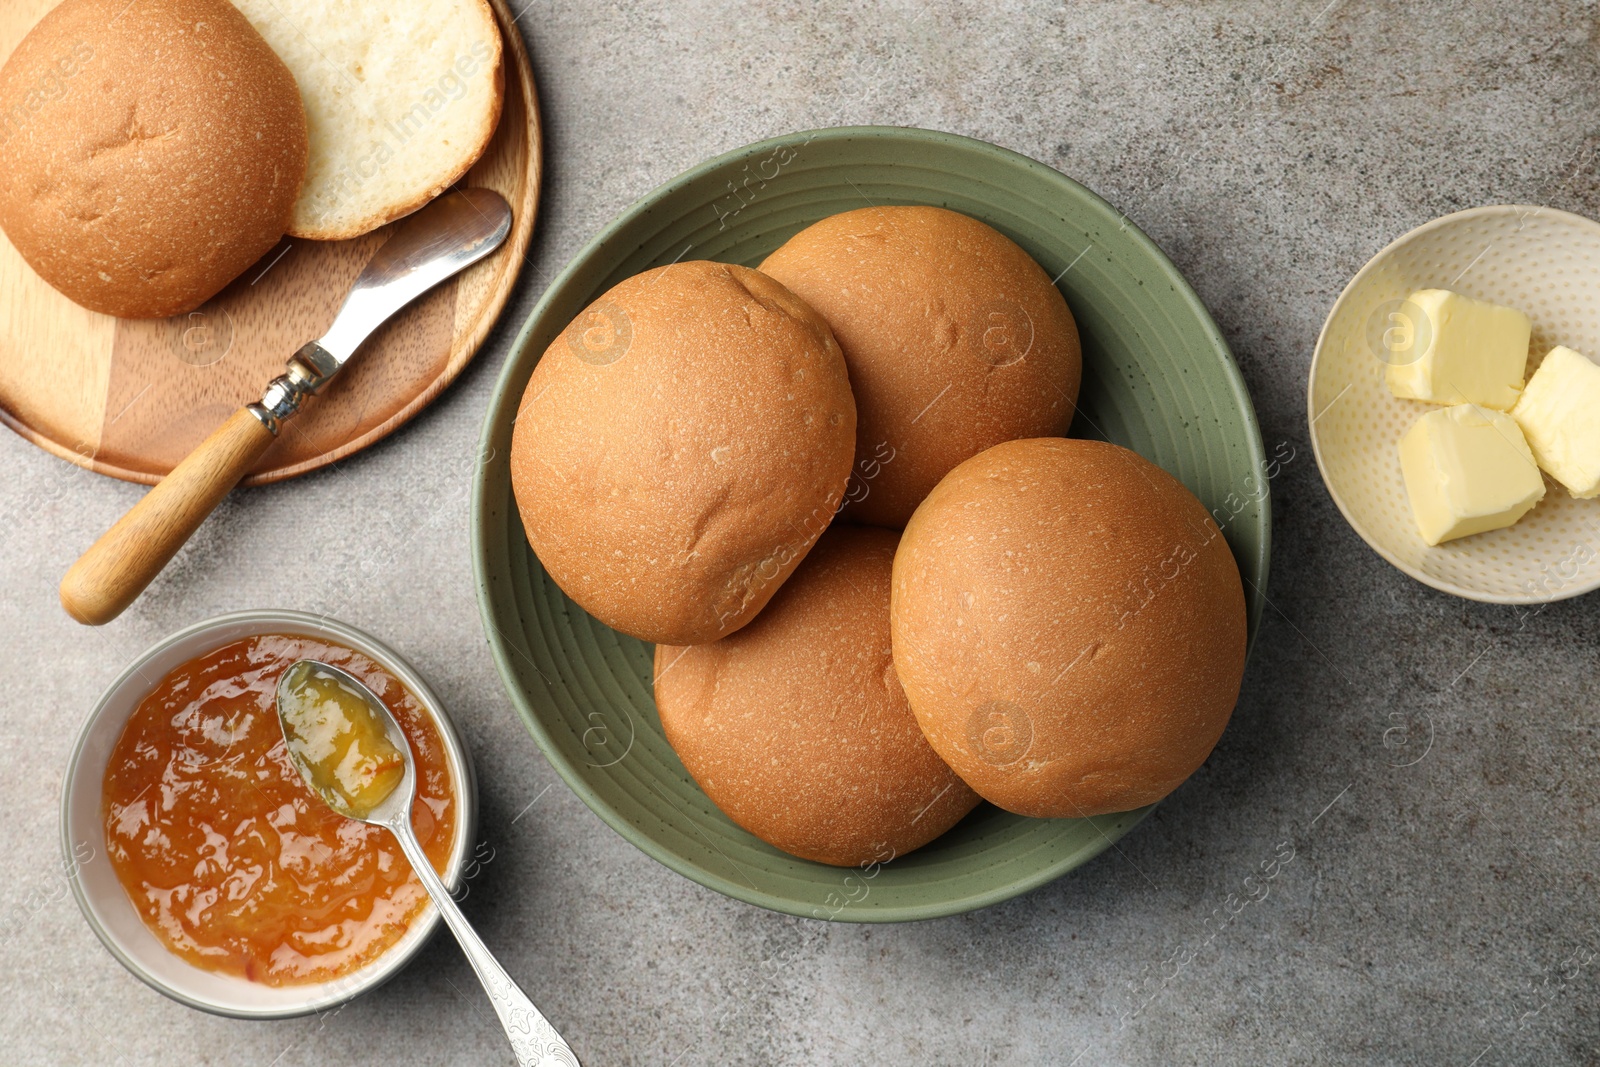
left=230, top=0, right=503, bottom=241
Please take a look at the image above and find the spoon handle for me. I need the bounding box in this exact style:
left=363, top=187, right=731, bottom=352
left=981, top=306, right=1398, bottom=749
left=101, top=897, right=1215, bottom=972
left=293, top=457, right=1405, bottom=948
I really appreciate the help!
left=390, top=825, right=580, bottom=1067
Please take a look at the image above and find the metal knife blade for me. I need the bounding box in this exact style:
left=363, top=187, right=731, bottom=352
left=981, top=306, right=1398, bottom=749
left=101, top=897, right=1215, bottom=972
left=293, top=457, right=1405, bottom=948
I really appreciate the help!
left=312, top=187, right=514, bottom=370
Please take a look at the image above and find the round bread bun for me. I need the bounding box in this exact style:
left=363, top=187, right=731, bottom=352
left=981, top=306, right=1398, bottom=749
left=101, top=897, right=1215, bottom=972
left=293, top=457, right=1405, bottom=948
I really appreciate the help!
left=511, top=261, right=856, bottom=646
left=231, top=0, right=503, bottom=241
left=760, top=206, right=1082, bottom=529
left=0, top=0, right=308, bottom=319
left=890, top=437, right=1247, bottom=818
left=655, top=525, right=980, bottom=867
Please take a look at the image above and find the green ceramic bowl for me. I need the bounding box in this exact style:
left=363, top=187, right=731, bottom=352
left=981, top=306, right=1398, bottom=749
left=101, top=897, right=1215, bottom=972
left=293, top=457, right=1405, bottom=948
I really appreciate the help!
left=472, top=127, right=1268, bottom=922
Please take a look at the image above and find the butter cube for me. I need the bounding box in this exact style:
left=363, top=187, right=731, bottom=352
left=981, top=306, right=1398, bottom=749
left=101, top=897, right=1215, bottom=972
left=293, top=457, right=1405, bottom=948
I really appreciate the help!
left=1399, top=404, right=1545, bottom=546
left=1384, top=289, right=1530, bottom=410
left=1509, top=345, right=1600, bottom=498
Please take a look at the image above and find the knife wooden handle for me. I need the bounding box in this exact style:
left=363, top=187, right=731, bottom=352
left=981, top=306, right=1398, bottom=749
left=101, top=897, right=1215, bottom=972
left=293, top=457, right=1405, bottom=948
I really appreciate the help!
left=60, top=408, right=276, bottom=625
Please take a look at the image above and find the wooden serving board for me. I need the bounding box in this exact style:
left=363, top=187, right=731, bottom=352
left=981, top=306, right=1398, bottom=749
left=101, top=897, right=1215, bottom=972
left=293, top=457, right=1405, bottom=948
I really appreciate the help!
left=0, top=0, right=541, bottom=486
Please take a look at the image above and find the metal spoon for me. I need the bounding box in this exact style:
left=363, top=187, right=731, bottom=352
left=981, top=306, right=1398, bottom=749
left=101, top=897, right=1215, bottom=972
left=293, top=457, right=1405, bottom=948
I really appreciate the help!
left=275, top=660, right=580, bottom=1067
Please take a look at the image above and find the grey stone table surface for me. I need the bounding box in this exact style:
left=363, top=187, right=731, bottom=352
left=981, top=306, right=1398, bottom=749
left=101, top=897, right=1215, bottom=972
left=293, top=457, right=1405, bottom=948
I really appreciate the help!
left=3, top=1, right=1598, bottom=1064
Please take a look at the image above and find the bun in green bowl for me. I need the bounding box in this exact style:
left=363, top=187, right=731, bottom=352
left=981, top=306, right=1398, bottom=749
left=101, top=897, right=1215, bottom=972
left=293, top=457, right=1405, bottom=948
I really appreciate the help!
left=472, top=126, right=1269, bottom=921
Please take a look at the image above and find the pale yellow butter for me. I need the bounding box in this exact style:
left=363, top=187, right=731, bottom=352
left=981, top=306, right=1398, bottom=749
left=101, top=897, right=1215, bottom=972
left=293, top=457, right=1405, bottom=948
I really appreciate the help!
left=1384, top=289, right=1530, bottom=410
left=1399, top=404, right=1545, bottom=546
left=1509, top=345, right=1600, bottom=498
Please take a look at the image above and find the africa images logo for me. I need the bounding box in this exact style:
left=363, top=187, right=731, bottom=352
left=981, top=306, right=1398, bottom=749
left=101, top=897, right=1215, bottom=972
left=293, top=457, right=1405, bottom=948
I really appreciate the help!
left=0, top=40, right=93, bottom=148
left=966, top=699, right=1034, bottom=766
left=566, top=302, right=632, bottom=366
left=170, top=305, right=236, bottom=367
left=1365, top=295, right=1433, bottom=367
left=974, top=299, right=1035, bottom=368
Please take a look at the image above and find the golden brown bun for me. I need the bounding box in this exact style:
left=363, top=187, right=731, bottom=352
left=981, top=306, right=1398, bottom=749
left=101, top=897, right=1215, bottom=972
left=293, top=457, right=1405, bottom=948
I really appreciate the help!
left=890, top=438, right=1247, bottom=817
left=655, top=525, right=980, bottom=867
left=760, top=206, right=1082, bottom=529
left=511, top=261, right=856, bottom=646
left=0, top=0, right=307, bottom=319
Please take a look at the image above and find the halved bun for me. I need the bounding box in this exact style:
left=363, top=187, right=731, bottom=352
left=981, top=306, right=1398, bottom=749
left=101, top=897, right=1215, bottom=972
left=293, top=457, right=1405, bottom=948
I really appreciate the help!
left=231, top=0, right=503, bottom=240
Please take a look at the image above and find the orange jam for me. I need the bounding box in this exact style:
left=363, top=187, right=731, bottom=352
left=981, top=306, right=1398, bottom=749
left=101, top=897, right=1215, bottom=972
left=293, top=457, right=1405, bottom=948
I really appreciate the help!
left=102, top=634, right=457, bottom=986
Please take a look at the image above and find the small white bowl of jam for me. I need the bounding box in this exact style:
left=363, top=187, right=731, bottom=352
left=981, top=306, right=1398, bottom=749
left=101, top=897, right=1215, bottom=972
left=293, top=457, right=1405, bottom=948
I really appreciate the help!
left=61, top=610, right=478, bottom=1019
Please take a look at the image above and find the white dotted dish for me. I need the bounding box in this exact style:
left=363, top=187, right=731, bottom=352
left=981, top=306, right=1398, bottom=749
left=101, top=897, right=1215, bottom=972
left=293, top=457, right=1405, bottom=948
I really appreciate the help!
left=1308, top=205, right=1600, bottom=604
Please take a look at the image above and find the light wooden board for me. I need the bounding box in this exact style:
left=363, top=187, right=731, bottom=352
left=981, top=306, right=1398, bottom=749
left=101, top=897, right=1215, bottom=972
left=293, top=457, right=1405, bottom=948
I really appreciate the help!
left=0, top=0, right=541, bottom=485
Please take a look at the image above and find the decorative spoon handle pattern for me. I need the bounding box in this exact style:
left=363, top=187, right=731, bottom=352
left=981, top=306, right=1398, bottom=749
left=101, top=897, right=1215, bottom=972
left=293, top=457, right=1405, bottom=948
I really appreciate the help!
left=389, top=816, right=581, bottom=1066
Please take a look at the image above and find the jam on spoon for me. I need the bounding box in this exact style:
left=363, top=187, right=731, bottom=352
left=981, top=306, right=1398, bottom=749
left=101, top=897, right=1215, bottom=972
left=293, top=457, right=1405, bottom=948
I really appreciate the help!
left=276, top=660, right=580, bottom=1066
left=278, top=659, right=407, bottom=819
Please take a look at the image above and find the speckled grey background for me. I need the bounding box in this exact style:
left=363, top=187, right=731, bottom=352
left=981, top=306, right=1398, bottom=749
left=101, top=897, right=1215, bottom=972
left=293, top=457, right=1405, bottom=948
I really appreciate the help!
left=3, top=1, right=1599, bottom=1064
